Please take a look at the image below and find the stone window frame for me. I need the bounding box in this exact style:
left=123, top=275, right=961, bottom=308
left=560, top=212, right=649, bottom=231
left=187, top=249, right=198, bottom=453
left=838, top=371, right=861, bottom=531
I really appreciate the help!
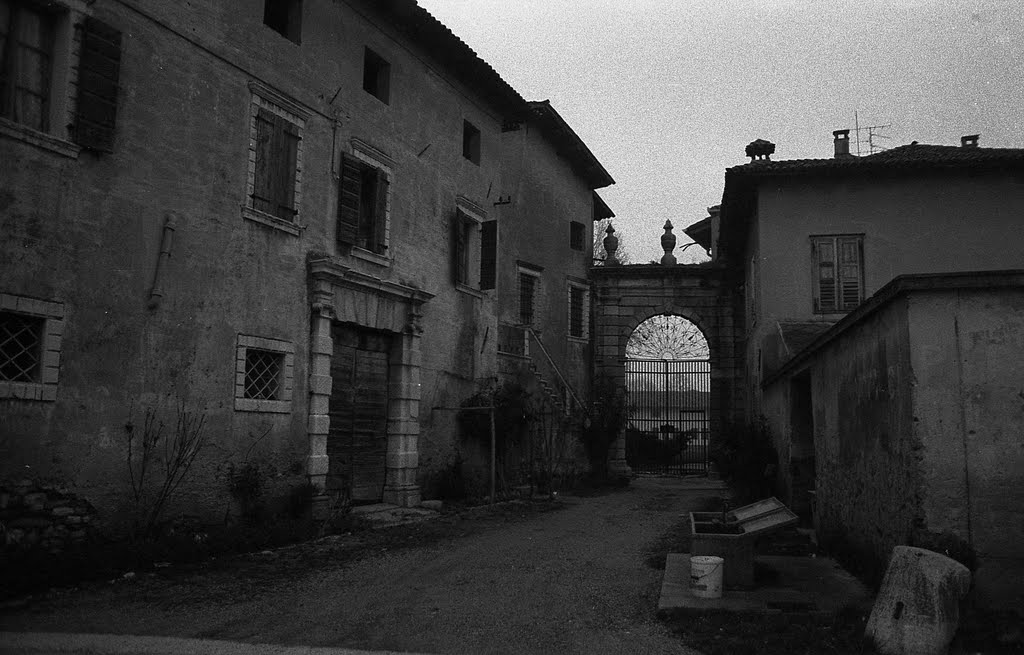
left=0, top=293, right=64, bottom=401
left=566, top=278, right=590, bottom=341
left=234, top=334, right=294, bottom=413
left=241, top=80, right=311, bottom=236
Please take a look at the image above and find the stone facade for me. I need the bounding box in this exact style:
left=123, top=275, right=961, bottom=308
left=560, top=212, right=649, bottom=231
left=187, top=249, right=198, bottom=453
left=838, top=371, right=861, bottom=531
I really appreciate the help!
left=0, top=0, right=611, bottom=530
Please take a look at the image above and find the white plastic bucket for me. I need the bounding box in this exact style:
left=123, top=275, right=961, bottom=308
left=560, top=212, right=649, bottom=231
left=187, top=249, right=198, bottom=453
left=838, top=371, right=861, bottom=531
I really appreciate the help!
left=689, top=555, right=724, bottom=598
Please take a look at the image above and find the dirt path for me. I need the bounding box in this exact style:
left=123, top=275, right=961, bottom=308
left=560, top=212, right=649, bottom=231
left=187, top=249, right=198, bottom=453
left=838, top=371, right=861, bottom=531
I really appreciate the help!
left=1, top=478, right=725, bottom=654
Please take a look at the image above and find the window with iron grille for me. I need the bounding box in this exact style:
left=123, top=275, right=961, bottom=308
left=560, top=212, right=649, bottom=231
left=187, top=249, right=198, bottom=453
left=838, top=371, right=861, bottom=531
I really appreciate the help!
left=568, top=283, right=588, bottom=339
left=244, top=348, right=283, bottom=400
left=235, top=334, right=294, bottom=412
left=0, top=311, right=43, bottom=382
left=519, top=272, right=537, bottom=325
left=569, top=221, right=585, bottom=251
left=812, top=234, right=864, bottom=313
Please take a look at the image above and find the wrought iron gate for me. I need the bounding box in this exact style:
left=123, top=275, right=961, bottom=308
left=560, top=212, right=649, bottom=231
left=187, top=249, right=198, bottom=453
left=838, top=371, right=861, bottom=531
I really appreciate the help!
left=625, top=358, right=710, bottom=475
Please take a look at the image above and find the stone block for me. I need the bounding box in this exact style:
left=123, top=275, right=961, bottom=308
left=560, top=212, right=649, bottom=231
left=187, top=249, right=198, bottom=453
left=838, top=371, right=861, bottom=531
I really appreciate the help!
left=866, top=546, right=971, bottom=655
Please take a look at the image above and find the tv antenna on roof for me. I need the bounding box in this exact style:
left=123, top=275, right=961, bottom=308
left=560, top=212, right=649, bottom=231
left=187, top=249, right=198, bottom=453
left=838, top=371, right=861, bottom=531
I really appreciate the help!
left=854, top=111, right=892, bottom=155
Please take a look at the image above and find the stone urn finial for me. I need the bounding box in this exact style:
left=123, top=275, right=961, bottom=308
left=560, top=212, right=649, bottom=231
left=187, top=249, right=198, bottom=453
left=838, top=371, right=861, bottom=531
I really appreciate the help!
left=603, top=224, right=619, bottom=266
left=660, top=220, right=677, bottom=265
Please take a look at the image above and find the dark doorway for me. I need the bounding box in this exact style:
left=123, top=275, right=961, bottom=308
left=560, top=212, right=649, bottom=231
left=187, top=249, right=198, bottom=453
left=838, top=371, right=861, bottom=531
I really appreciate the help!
left=328, top=324, right=392, bottom=503
left=789, top=370, right=815, bottom=522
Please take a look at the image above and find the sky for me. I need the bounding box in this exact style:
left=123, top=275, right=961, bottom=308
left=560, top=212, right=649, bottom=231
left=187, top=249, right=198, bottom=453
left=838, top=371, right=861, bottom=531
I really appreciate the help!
left=417, top=0, right=1024, bottom=264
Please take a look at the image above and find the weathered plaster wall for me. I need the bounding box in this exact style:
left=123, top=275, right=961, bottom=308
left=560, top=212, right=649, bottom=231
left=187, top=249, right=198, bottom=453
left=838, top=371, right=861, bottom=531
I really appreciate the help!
left=755, top=172, right=1024, bottom=323
left=766, top=296, right=918, bottom=582
left=497, top=120, right=596, bottom=396
left=0, top=0, right=510, bottom=524
left=908, top=289, right=1024, bottom=609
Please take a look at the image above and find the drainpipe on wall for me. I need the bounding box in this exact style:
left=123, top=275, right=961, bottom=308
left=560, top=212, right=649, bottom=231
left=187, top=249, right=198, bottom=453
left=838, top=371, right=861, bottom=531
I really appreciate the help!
left=148, top=212, right=178, bottom=309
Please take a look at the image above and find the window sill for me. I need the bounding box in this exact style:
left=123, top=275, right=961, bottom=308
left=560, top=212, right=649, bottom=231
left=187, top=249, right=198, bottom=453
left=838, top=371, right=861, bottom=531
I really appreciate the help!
left=241, top=206, right=302, bottom=236
left=351, top=247, right=390, bottom=267
left=455, top=283, right=482, bottom=299
left=234, top=397, right=292, bottom=413
left=0, top=381, right=57, bottom=402
left=0, top=118, right=80, bottom=159
left=567, top=335, right=589, bottom=344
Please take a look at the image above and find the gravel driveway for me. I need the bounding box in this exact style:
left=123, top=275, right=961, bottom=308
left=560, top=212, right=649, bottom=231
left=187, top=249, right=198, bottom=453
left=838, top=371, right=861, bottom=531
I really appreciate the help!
left=1, top=478, right=725, bottom=655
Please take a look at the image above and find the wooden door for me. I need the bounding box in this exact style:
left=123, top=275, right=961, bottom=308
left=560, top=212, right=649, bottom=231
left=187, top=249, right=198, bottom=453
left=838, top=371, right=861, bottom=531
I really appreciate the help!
left=328, top=325, right=392, bottom=503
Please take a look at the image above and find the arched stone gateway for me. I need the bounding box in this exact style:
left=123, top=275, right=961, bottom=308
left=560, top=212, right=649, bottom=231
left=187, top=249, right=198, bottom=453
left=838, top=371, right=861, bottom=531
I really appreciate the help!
left=591, top=262, right=745, bottom=475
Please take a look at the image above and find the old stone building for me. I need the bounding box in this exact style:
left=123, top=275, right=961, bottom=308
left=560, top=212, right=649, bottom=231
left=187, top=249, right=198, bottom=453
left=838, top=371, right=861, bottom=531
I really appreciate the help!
left=0, top=0, right=612, bottom=531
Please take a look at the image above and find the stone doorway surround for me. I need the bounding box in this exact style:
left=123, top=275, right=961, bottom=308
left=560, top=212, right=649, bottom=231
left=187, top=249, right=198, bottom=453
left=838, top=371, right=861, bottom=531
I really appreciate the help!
left=307, top=256, right=434, bottom=508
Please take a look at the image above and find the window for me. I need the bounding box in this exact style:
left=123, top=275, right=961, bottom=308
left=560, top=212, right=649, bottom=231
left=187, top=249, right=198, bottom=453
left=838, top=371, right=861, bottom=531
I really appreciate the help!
left=0, top=293, right=63, bottom=401
left=235, top=335, right=294, bottom=413
left=452, top=211, right=473, bottom=286
left=244, top=349, right=283, bottom=400
left=567, top=282, right=589, bottom=339
left=462, top=120, right=480, bottom=164
left=338, top=151, right=390, bottom=256
left=517, top=267, right=541, bottom=326
left=362, top=47, right=390, bottom=104
left=0, top=4, right=122, bottom=156
left=569, top=221, right=585, bottom=251
left=243, top=82, right=309, bottom=235
left=0, top=1, right=55, bottom=132
left=479, top=220, right=497, bottom=290
left=812, top=235, right=864, bottom=313
left=263, top=0, right=301, bottom=44
left=1, top=311, right=43, bottom=382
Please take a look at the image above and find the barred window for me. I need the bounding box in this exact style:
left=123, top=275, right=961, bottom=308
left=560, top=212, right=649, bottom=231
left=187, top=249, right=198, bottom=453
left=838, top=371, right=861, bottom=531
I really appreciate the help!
left=244, top=348, right=283, bottom=400
left=0, top=311, right=43, bottom=382
left=519, top=272, right=536, bottom=325
left=568, top=284, right=588, bottom=339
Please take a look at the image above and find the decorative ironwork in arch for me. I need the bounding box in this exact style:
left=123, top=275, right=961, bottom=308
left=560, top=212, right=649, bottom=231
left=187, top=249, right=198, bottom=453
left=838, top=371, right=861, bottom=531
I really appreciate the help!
left=625, top=314, right=709, bottom=361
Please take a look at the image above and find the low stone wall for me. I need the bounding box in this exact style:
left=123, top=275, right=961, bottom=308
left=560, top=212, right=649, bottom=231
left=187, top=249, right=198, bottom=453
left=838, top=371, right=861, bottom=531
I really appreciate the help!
left=1, top=480, right=98, bottom=556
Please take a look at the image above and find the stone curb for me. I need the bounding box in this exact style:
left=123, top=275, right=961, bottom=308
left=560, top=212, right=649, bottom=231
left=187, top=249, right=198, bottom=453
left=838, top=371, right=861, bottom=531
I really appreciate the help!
left=0, top=632, right=430, bottom=655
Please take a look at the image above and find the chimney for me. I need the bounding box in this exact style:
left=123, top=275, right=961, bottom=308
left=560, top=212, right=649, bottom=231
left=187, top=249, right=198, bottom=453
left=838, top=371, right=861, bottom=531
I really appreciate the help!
left=961, top=134, right=979, bottom=148
left=833, top=129, right=852, bottom=158
left=744, top=139, right=776, bottom=162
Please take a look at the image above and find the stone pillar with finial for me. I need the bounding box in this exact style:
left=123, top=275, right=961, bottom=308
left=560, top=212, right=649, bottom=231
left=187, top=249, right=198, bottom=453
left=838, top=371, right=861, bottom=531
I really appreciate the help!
left=660, top=220, right=677, bottom=265
left=603, top=224, right=619, bottom=266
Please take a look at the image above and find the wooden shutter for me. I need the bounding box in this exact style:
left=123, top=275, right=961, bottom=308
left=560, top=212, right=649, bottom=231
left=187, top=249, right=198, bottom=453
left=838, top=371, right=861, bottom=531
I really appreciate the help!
left=837, top=236, right=863, bottom=310
left=452, top=212, right=467, bottom=284
left=479, top=220, right=497, bottom=290
left=252, top=108, right=276, bottom=215
left=276, top=116, right=300, bottom=219
left=75, top=16, right=122, bottom=152
left=372, top=168, right=389, bottom=253
left=337, top=153, right=362, bottom=246
left=813, top=238, right=837, bottom=313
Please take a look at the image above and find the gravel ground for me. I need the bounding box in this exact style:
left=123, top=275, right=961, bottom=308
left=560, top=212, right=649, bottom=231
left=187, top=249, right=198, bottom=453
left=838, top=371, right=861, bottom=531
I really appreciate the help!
left=0, top=478, right=726, bottom=655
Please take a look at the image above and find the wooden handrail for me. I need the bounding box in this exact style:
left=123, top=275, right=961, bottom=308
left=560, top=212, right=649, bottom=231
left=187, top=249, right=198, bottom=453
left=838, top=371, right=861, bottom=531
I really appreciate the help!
left=526, top=327, right=584, bottom=411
